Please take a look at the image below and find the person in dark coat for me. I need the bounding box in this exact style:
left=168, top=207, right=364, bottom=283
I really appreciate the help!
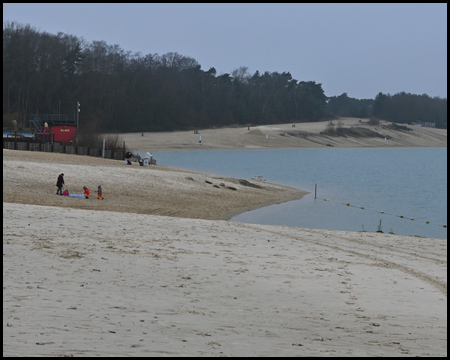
left=56, top=173, right=64, bottom=195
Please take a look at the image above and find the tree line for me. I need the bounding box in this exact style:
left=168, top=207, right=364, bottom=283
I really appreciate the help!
left=3, top=22, right=447, bottom=132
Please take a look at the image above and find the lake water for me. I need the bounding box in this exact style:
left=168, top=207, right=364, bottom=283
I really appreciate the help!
left=138, top=148, right=447, bottom=239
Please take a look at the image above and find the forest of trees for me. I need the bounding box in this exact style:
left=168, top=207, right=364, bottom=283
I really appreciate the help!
left=372, top=92, right=447, bottom=128
left=3, top=22, right=447, bottom=132
left=326, top=93, right=373, bottom=119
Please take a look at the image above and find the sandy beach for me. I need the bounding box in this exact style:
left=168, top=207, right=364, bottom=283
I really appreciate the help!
left=117, top=117, right=447, bottom=152
left=3, top=118, right=447, bottom=356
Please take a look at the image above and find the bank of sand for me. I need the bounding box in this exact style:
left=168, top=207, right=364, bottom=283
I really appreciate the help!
left=116, top=117, right=447, bottom=152
left=3, top=119, right=447, bottom=356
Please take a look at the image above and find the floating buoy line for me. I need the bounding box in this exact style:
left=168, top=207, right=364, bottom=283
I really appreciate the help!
left=319, top=198, right=447, bottom=229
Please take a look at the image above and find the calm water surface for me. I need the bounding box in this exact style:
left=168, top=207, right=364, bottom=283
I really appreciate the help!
left=139, top=148, right=447, bottom=239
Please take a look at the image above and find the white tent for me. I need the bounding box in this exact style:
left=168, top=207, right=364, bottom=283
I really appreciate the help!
left=141, top=152, right=153, bottom=166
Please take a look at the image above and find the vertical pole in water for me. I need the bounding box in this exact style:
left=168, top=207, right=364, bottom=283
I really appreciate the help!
left=315, top=184, right=317, bottom=199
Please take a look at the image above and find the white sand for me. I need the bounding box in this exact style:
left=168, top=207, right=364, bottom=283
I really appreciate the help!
left=3, top=119, right=447, bottom=356
left=3, top=203, right=447, bottom=357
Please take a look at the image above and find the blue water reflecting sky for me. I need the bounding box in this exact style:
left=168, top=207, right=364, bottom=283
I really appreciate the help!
left=139, top=147, right=447, bottom=239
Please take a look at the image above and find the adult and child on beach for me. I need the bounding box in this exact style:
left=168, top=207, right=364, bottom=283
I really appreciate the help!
left=56, top=173, right=104, bottom=199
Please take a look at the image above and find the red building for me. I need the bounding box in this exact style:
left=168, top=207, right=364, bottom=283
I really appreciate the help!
left=50, top=125, right=77, bottom=145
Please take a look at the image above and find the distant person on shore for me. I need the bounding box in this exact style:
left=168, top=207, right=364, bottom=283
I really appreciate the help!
left=95, top=185, right=104, bottom=200
left=56, top=173, right=64, bottom=195
left=146, top=152, right=153, bottom=166
left=83, top=186, right=90, bottom=199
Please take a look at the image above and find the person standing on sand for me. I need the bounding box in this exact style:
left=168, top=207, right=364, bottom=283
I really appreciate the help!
left=96, top=185, right=104, bottom=200
left=56, top=173, right=64, bottom=195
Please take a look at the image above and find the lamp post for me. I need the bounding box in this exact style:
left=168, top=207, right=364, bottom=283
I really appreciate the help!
left=76, top=101, right=80, bottom=144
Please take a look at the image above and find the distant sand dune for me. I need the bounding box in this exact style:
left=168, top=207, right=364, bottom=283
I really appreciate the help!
left=111, top=118, right=447, bottom=152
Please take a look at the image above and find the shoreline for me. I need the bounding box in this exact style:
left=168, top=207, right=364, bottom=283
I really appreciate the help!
left=3, top=149, right=307, bottom=221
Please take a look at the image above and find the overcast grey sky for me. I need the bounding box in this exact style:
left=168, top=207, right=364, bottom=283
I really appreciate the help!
left=3, top=3, right=447, bottom=99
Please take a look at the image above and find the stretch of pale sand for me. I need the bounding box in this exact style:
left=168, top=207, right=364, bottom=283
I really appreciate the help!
left=116, top=117, right=447, bottom=152
left=3, top=119, right=447, bottom=356
left=3, top=203, right=447, bottom=357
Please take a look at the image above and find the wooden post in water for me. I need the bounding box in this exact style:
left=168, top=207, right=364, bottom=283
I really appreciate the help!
left=315, top=184, right=317, bottom=199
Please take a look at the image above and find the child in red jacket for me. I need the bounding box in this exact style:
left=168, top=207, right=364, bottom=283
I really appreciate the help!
left=83, top=186, right=90, bottom=199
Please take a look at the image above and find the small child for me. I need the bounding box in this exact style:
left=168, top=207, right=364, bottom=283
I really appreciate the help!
left=96, top=184, right=104, bottom=200
left=83, top=186, right=90, bottom=199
